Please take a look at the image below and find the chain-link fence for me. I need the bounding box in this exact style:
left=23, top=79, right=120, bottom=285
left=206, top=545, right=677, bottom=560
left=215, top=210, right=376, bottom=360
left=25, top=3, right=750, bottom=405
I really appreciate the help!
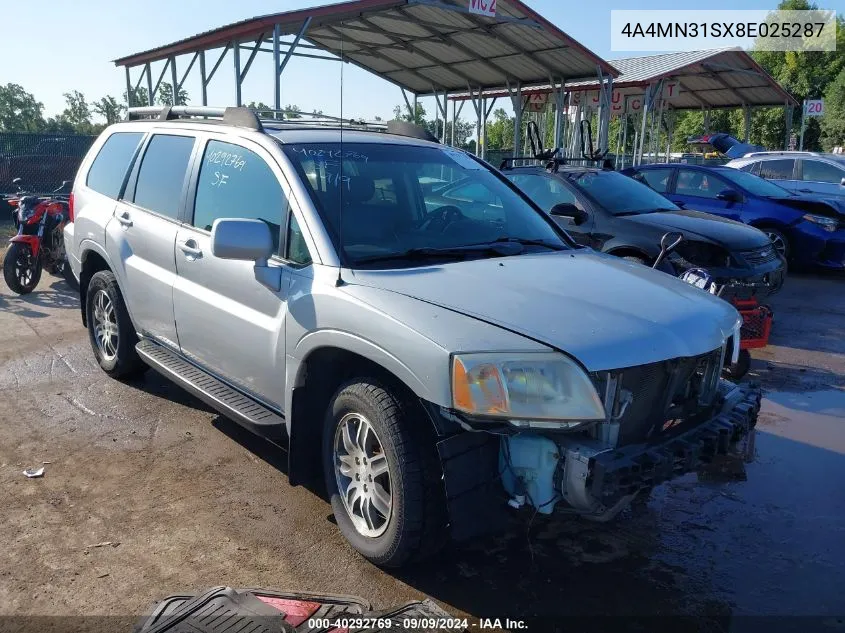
left=0, top=133, right=97, bottom=195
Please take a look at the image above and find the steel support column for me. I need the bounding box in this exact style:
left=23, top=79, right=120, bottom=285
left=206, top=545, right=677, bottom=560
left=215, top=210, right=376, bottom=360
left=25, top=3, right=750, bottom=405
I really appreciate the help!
left=507, top=81, right=523, bottom=160
left=170, top=56, right=178, bottom=105
left=620, top=110, right=629, bottom=169
left=233, top=43, right=242, bottom=106
left=784, top=103, right=794, bottom=149
left=596, top=69, right=613, bottom=156
left=124, top=67, right=132, bottom=108
left=482, top=97, right=496, bottom=160
left=413, top=94, right=418, bottom=124
left=469, top=87, right=482, bottom=157
left=278, top=18, right=312, bottom=110
left=553, top=79, right=565, bottom=151
left=273, top=24, right=282, bottom=112
left=199, top=52, right=208, bottom=106
left=743, top=104, right=751, bottom=143
left=146, top=63, right=154, bottom=106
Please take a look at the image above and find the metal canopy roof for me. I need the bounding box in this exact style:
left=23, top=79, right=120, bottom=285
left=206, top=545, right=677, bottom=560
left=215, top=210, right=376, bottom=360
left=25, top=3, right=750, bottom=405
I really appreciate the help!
left=451, top=48, right=797, bottom=108
left=113, top=0, right=618, bottom=96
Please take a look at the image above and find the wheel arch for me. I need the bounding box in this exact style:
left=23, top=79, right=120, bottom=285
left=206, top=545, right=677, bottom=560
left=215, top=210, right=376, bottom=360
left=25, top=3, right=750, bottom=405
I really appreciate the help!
left=286, top=338, right=444, bottom=487
left=78, top=242, right=114, bottom=327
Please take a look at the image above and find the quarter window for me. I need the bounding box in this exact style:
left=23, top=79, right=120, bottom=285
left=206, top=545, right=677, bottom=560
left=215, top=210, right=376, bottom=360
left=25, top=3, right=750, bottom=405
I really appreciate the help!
left=802, top=160, right=844, bottom=184
left=133, top=134, right=195, bottom=219
left=759, top=159, right=794, bottom=180
left=286, top=214, right=312, bottom=265
left=85, top=132, right=144, bottom=199
left=193, top=140, right=286, bottom=253
left=739, top=161, right=761, bottom=176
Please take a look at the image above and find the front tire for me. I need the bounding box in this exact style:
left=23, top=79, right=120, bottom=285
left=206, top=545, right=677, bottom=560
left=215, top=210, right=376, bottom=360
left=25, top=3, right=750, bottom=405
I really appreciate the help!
left=322, top=379, right=447, bottom=567
left=763, top=228, right=789, bottom=260
left=3, top=242, right=41, bottom=295
left=85, top=270, right=145, bottom=379
left=723, top=349, right=751, bottom=381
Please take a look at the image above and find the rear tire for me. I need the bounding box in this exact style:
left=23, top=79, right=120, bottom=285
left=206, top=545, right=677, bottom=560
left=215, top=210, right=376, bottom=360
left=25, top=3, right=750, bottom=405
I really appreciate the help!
left=322, top=379, right=447, bottom=567
left=85, top=270, right=145, bottom=379
left=3, top=242, right=41, bottom=294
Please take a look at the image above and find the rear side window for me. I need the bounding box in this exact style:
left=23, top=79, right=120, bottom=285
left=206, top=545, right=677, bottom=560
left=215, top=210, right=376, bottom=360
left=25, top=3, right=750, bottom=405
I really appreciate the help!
left=133, top=134, right=195, bottom=220
left=634, top=169, right=671, bottom=193
left=802, top=160, right=844, bottom=184
left=759, top=159, right=794, bottom=180
left=739, top=161, right=761, bottom=176
left=193, top=140, right=286, bottom=253
left=85, top=132, right=144, bottom=199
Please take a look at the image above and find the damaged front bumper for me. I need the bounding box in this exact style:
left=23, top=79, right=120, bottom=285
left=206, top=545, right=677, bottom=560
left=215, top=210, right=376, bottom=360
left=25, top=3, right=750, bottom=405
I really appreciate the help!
left=500, top=381, right=761, bottom=521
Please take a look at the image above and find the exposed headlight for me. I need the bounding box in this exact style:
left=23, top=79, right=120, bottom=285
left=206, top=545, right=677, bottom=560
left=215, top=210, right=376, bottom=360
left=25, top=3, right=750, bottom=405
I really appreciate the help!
left=803, top=214, right=838, bottom=232
left=451, top=352, right=605, bottom=429
left=672, top=241, right=732, bottom=268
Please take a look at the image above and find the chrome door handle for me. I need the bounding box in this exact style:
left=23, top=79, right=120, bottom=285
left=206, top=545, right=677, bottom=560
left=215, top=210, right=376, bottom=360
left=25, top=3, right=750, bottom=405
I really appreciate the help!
left=178, top=240, right=202, bottom=257
left=116, top=211, right=132, bottom=227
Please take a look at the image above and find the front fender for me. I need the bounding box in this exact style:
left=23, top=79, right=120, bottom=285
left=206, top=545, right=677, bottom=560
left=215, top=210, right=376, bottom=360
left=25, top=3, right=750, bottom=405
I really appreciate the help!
left=10, top=234, right=40, bottom=258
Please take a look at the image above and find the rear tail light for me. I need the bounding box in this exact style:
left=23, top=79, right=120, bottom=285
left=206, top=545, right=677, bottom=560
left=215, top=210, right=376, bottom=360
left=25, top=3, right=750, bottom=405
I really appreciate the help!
left=68, top=192, right=75, bottom=222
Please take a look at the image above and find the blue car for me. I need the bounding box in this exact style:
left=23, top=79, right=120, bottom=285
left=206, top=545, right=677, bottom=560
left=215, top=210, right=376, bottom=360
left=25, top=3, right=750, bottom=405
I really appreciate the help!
left=622, top=163, right=845, bottom=270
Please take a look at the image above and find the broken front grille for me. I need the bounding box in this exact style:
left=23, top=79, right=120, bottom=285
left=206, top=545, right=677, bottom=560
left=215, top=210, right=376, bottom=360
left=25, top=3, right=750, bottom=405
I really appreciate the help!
left=591, top=347, right=724, bottom=446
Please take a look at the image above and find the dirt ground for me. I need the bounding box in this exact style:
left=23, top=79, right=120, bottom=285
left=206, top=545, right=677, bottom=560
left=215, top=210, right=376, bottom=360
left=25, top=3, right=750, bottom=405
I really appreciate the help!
left=1, top=241, right=844, bottom=631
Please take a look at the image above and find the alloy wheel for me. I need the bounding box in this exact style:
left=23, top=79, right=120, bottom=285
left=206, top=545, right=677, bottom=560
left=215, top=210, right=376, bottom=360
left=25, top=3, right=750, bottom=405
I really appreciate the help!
left=13, top=250, right=33, bottom=287
left=92, top=290, right=119, bottom=361
left=333, top=412, right=392, bottom=538
left=765, top=231, right=788, bottom=258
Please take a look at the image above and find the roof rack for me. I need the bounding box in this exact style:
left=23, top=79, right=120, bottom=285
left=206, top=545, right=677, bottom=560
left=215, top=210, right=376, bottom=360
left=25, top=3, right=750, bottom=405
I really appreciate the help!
left=125, top=106, right=438, bottom=142
left=741, top=150, right=819, bottom=158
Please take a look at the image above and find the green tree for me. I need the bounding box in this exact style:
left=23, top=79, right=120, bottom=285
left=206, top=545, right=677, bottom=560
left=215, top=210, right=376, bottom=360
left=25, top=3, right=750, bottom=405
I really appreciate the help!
left=157, top=83, right=189, bottom=106
left=284, top=104, right=301, bottom=118
left=821, top=68, right=845, bottom=150
left=61, top=90, right=92, bottom=129
left=393, top=102, right=426, bottom=125
left=0, top=83, right=45, bottom=132
left=91, top=95, right=126, bottom=125
left=124, top=87, right=150, bottom=108
left=485, top=108, right=514, bottom=150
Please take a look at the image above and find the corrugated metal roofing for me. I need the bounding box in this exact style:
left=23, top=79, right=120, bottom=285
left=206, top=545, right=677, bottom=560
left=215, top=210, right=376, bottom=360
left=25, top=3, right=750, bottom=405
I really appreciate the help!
left=450, top=48, right=797, bottom=108
left=113, top=0, right=618, bottom=96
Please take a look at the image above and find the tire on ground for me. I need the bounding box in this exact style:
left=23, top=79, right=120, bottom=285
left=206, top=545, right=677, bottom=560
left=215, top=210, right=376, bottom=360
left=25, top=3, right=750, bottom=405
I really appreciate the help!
left=3, top=242, right=42, bottom=294
left=322, top=379, right=448, bottom=567
left=85, top=270, right=146, bottom=379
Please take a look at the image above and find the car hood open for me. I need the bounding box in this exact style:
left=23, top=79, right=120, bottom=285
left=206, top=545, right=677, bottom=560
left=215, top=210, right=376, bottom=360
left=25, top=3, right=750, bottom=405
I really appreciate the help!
left=625, top=209, right=770, bottom=250
left=348, top=250, right=738, bottom=372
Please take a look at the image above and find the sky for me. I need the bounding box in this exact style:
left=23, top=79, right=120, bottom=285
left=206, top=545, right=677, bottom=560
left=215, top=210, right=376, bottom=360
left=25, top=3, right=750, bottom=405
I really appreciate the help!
left=1, top=0, right=842, bottom=124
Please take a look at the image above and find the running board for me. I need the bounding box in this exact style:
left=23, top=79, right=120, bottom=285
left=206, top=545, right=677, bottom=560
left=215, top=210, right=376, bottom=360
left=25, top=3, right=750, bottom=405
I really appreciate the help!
left=136, top=339, right=285, bottom=442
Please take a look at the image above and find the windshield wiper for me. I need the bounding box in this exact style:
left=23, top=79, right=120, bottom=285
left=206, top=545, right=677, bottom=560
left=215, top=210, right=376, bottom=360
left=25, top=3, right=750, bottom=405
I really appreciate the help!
left=487, top=237, right=567, bottom=250
left=353, top=244, right=517, bottom=265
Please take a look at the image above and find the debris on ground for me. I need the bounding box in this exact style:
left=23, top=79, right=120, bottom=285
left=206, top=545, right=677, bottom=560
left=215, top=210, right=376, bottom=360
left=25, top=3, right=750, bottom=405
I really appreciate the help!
left=88, top=541, right=120, bottom=548
left=22, top=467, right=45, bottom=478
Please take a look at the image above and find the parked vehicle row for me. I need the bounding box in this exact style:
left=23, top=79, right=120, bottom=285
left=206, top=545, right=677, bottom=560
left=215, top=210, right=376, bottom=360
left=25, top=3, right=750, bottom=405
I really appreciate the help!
left=60, top=106, right=760, bottom=568
left=624, top=163, right=845, bottom=270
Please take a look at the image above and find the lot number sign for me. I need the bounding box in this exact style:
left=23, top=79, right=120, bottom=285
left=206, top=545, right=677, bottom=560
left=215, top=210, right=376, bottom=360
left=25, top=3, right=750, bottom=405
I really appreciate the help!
left=805, top=99, right=824, bottom=117
left=469, top=0, right=496, bottom=17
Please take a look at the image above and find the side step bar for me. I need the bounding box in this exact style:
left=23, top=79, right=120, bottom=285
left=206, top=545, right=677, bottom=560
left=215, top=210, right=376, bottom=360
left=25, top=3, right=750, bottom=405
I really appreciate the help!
left=136, top=339, right=285, bottom=442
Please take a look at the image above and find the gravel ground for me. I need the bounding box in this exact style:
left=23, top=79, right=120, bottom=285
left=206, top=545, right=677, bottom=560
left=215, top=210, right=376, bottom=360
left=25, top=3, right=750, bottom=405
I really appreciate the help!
left=1, top=255, right=844, bottom=632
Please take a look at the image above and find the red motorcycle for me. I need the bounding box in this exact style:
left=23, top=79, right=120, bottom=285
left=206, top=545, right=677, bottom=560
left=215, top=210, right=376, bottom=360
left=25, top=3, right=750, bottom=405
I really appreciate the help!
left=3, top=178, right=73, bottom=295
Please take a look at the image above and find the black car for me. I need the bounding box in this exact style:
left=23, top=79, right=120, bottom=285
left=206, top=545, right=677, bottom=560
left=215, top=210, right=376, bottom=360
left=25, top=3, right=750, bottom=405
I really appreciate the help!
left=499, top=164, right=786, bottom=298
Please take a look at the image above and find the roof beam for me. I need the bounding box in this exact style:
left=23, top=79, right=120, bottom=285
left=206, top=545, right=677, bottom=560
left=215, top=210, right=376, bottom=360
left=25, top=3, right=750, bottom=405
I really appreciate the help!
left=354, top=16, right=482, bottom=86
left=703, top=70, right=747, bottom=104
left=392, top=6, right=516, bottom=83
left=312, top=25, right=436, bottom=89
left=675, top=79, right=711, bottom=108
left=240, top=34, right=265, bottom=81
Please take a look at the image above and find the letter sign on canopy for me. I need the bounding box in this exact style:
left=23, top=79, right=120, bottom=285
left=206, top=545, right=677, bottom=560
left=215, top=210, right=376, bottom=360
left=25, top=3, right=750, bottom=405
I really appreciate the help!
left=469, top=0, right=497, bottom=17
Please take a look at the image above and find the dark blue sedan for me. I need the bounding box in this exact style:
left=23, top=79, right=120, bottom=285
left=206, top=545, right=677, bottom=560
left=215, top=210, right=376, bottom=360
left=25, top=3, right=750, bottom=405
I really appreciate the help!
left=622, top=164, right=845, bottom=270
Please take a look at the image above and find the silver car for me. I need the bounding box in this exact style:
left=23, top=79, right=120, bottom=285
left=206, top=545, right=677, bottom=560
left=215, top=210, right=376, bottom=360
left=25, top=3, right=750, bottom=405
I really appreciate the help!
left=64, top=106, right=759, bottom=567
left=727, top=151, right=845, bottom=200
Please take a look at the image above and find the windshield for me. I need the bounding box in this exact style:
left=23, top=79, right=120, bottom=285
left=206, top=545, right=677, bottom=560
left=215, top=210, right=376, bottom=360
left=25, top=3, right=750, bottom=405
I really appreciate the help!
left=716, top=168, right=791, bottom=197
left=282, top=143, right=568, bottom=267
left=567, top=170, right=679, bottom=215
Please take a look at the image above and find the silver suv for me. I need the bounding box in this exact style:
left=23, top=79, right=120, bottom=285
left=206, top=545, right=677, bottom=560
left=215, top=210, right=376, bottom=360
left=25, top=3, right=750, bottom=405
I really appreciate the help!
left=727, top=151, right=845, bottom=200
left=64, top=106, right=760, bottom=567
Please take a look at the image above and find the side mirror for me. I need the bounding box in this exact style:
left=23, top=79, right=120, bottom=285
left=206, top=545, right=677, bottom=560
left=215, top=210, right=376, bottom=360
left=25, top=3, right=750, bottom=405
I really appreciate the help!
left=652, top=231, right=684, bottom=270
left=210, top=218, right=280, bottom=291
left=550, top=203, right=588, bottom=225
left=716, top=189, right=743, bottom=203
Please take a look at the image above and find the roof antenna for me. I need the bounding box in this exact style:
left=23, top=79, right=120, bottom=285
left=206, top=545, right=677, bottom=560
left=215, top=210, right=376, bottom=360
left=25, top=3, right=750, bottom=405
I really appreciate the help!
left=335, top=22, right=345, bottom=287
